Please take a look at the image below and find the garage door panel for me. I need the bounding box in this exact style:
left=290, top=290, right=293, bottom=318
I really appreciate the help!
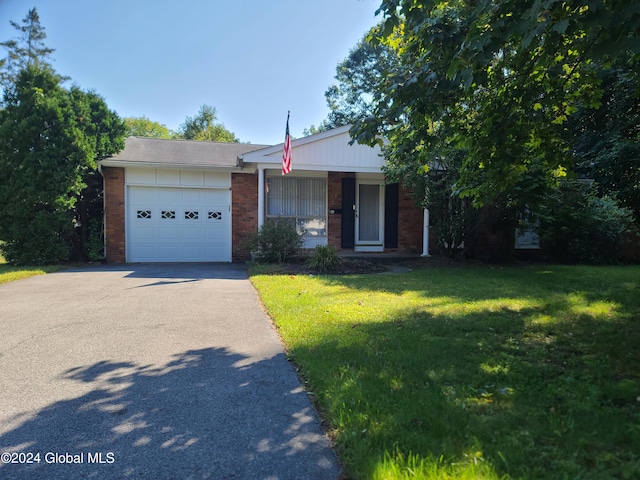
left=131, top=188, right=157, bottom=203
left=158, top=246, right=180, bottom=259
left=127, top=185, right=231, bottom=262
left=182, top=227, right=205, bottom=241
left=131, top=226, right=155, bottom=241
left=182, top=189, right=206, bottom=203
left=157, top=226, right=180, bottom=240
left=158, top=189, right=181, bottom=203
left=205, top=190, right=227, bottom=203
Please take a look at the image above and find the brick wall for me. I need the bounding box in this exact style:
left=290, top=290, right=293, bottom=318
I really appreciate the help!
left=103, top=166, right=125, bottom=263
left=397, top=185, right=424, bottom=253
left=231, top=173, right=258, bottom=262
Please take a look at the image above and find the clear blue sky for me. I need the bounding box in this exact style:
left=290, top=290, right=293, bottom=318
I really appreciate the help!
left=0, top=0, right=382, bottom=145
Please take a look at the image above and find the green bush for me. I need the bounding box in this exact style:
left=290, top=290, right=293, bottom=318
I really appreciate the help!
left=250, top=219, right=303, bottom=264
left=306, top=244, right=342, bottom=273
left=537, top=180, right=634, bottom=263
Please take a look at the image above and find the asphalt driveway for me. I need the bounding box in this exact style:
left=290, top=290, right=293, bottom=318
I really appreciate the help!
left=0, top=264, right=341, bottom=479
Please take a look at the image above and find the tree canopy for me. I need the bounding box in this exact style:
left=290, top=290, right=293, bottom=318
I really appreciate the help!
left=178, top=104, right=238, bottom=142
left=353, top=0, right=640, bottom=209
left=0, top=9, right=125, bottom=264
left=0, top=7, right=55, bottom=92
left=124, top=116, right=175, bottom=139
left=0, top=65, right=125, bottom=264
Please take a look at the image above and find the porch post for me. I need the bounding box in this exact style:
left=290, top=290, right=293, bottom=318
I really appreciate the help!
left=422, top=208, right=430, bottom=257
left=258, top=167, right=265, bottom=229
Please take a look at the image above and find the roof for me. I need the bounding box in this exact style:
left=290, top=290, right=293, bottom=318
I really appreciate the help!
left=100, top=137, right=269, bottom=170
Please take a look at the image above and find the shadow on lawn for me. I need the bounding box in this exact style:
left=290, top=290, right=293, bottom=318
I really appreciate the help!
left=0, top=348, right=339, bottom=480
left=294, top=268, right=640, bottom=478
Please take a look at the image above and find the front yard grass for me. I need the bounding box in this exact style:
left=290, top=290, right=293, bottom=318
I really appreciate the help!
left=250, top=263, right=640, bottom=479
left=0, top=251, right=63, bottom=284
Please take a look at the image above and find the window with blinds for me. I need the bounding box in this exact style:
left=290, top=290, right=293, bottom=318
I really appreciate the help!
left=266, top=177, right=327, bottom=237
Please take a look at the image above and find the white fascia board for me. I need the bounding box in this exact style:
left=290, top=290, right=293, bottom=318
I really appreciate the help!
left=99, top=159, right=244, bottom=172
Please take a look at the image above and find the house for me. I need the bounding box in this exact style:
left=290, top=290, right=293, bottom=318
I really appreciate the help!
left=98, top=125, right=430, bottom=263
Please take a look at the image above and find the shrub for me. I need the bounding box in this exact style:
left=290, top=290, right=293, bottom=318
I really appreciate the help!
left=306, top=244, right=342, bottom=273
left=537, top=180, right=634, bottom=263
left=250, top=219, right=303, bottom=264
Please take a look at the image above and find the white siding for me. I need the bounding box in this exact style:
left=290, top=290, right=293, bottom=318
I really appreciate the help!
left=243, top=128, right=384, bottom=173
left=126, top=168, right=231, bottom=188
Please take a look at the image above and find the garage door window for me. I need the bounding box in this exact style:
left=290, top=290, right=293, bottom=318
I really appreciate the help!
left=162, top=210, right=175, bottom=219
left=185, top=211, right=199, bottom=220
left=137, top=210, right=151, bottom=219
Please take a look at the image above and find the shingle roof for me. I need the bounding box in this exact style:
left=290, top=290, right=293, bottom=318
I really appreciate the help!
left=100, top=136, right=270, bottom=169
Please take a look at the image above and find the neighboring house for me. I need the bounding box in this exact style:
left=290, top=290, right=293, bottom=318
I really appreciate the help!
left=99, top=125, right=430, bottom=263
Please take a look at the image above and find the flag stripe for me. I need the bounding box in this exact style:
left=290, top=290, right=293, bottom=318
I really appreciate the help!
left=282, top=112, right=292, bottom=175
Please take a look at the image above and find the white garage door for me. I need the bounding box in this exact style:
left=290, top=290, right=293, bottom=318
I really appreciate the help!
left=127, top=186, right=231, bottom=262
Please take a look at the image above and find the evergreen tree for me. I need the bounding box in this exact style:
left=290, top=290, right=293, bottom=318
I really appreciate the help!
left=1, top=7, right=55, bottom=91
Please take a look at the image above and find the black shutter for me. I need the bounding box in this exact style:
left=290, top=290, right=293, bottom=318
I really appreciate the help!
left=341, top=177, right=356, bottom=249
left=384, top=183, right=399, bottom=248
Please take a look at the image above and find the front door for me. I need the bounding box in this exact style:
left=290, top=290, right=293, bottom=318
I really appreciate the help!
left=355, top=182, right=384, bottom=252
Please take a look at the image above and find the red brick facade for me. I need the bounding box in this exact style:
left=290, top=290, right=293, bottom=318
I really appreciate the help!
left=397, top=186, right=424, bottom=253
left=103, top=166, right=126, bottom=263
left=231, top=172, right=258, bottom=262
left=103, top=168, right=425, bottom=263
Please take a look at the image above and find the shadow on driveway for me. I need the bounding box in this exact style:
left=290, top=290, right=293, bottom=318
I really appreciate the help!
left=63, top=263, right=250, bottom=281
left=0, top=347, right=339, bottom=479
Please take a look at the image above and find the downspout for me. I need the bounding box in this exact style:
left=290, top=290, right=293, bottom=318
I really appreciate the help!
left=97, top=163, right=107, bottom=260
left=258, top=167, right=265, bottom=229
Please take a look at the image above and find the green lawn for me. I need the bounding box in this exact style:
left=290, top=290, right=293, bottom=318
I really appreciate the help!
left=0, top=250, right=63, bottom=284
left=250, top=264, right=640, bottom=479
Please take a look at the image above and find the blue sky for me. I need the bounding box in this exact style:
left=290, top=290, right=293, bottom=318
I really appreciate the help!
left=0, top=0, right=381, bottom=145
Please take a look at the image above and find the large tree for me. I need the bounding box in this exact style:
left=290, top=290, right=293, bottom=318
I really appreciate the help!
left=353, top=0, right=640, bottom=209
left=569, top=54, right=640, bottom=221
left=124, top=116, right=175, bottom=139
left=0, top=65, right=125, bottom=264
left=178, top=104, right=238, bottom=142
left=0, top=7, right=55, bottom=92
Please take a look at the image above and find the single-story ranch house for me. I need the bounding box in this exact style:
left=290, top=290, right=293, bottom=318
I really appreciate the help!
left=99, top=125, right=432, bottom=263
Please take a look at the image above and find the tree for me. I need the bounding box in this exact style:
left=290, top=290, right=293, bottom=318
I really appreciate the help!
left=1, top=7, right=55, bottom=92
left=304, top=27, right=399, bottom=135
left=0, top=65, right=125, bottom=264
left=124, top=116, right=175, bottom=138
left=178, top=104, right=238, bottom=142
left=569, top=54, right=640, bottom=222
left=353, top=0, right=640, bottom=209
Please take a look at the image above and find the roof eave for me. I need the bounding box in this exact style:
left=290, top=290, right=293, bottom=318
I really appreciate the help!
left=98, top=159, right=245, bottom=172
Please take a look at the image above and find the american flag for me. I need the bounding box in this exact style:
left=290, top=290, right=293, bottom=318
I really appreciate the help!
left=282, top=111, right=292, bottom=175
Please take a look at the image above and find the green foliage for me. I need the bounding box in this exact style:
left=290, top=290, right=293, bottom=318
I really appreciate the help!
left=352, top=0, right=640, bottom=209
left=304, top=26, right=399, bottom=135
left=536, top=180, right=635, bottom=263
left=178, top=104, right=238, bottom=142
left=569, top=54, right=640, bottom=222
left=86, top=217, right=104, bottom=261
left=0, top=7, right=55, bottom=91
left=250, top=220, right=303, bottom=264
left=306, top=244, right=342, bottom=273
left=251, top=264, right=640, bottom=479
left=124, top=116, right=175, bottom=139
left=0, top=64, right=125, bottom=265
